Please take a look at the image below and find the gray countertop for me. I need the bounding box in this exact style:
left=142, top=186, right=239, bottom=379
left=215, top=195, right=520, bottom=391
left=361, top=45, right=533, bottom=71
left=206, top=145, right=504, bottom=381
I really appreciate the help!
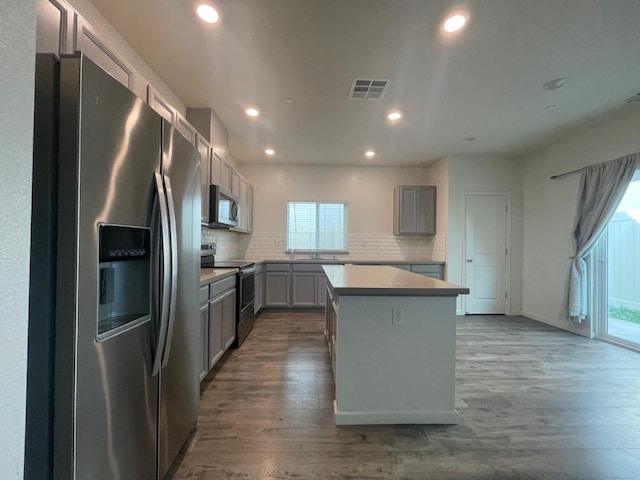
left=323, top=264, right=468, bottom=296
left=200, top=268, right=238, bottom=286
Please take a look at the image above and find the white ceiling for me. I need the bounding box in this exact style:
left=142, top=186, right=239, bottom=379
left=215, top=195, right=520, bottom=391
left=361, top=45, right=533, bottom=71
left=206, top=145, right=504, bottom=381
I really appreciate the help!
left=89, top=0, right=640, bottom=166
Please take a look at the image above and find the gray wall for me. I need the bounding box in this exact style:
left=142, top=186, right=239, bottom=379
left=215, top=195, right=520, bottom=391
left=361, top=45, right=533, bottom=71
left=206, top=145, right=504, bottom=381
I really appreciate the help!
left=0, top=0, right=36, bottom=477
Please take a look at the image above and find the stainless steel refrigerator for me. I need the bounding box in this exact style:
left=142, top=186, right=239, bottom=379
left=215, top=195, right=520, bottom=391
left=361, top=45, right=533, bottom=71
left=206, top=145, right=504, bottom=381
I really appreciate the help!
left=26, top=53, right=200, bottom=479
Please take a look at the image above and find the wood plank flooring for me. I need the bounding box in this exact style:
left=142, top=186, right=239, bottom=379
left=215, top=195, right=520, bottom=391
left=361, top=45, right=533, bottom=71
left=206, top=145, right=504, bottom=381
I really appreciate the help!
left=167, top=312, right=640, bottom=479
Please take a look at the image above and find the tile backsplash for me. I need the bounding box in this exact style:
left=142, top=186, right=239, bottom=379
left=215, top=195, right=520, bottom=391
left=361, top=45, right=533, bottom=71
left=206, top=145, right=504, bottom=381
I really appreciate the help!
left=237, top=232, right=446, bottom=262
left=201, top=229, right=239, bottom=261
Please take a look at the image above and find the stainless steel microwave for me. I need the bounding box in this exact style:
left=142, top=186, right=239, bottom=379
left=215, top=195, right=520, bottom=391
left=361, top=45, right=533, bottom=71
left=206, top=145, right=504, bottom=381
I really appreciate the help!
left=205, top=184, right=239, bottom=228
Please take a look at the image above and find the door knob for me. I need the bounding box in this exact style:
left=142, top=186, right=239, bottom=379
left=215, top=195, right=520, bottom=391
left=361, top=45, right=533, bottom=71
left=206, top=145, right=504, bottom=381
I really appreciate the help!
left=466, top=258, right=473, bottom=263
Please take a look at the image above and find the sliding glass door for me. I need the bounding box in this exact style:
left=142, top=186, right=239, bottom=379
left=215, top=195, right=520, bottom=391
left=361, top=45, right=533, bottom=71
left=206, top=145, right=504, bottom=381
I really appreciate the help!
left=595, top=170, right=640, bottom=350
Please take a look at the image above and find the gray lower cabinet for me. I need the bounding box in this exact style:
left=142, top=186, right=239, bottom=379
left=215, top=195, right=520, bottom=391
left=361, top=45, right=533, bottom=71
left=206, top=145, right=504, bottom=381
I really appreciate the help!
left=292, top=273, right=317, bottom=306
left=264, top=263, right=327, bottom=309
left=208, top=295, right=224, bottom=370
left=394, top=185, right=436, bottom=235
left=201, top=275, right=236, bottom=380
left=265, top=271, right=290, bottom=307
left=411, top=263, right=444, bottom=280
left=222, top=290, right=236, bottom=350
left=254, top=269, right=264, bottom=314
left=198, top=303, right=208, bottom=381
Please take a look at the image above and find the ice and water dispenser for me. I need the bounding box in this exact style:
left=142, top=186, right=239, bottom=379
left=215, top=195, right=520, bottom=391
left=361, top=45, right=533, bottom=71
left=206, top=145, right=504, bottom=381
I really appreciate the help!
left=98, top=225, right=151, bottom=340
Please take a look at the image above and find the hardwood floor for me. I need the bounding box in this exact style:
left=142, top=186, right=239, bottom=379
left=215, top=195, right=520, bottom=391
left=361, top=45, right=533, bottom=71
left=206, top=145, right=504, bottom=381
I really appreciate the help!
left=168, top=312, right=640, bottom=479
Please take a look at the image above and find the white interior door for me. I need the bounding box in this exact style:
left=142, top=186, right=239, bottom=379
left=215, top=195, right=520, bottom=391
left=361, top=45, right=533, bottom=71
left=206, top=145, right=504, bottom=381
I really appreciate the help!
left=465, top=194, right=507, bottom=314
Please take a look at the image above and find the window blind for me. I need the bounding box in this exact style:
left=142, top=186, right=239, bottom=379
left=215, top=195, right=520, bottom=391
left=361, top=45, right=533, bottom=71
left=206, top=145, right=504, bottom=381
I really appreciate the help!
left=287, top=202, right=347, bottom=250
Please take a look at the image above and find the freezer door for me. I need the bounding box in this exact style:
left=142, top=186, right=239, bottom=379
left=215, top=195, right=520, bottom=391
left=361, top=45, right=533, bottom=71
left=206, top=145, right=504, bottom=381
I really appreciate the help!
left=158, top=120, right=201, bottom=477
left=55, top=54, right=162, bottom=480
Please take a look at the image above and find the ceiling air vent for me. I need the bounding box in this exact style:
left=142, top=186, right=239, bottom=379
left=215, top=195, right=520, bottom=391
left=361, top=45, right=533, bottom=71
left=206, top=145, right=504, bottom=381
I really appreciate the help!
left=350, top=78, right=390, bottom=100
left=624, top=92, right=640, bottom=103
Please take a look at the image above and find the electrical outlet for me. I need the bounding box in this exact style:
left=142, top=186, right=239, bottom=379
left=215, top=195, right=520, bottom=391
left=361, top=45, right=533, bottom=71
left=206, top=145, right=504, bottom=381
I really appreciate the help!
left=392, top=307, right=404, bottom=326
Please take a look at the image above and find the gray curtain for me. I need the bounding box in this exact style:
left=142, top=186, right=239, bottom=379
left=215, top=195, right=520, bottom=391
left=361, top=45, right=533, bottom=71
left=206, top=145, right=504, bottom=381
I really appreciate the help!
left=567, top=153, right=640, bottom=321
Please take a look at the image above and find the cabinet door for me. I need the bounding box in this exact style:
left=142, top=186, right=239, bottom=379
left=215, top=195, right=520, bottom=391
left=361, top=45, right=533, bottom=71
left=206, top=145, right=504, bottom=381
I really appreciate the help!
left=247, top=186, right=253, bottom=233
left=74, top=15, right=136, bottom=94
left=316, top=274, right=327, bottom=307
left=210, top=150, right=222, bottom=185
left=238, top=177, right=248, bottom=231
left=208, top=296, right=224, bottom=369
left=147, top=85, right=176, bottom=125
left=394, top=185, right=436, bottom=235
left=220, top=161, right=232, bottom=191
left=416, top=186, right=436, bottom=234
left=254, top=272, right=263, bottom=314
left=222, top=290, right=236, bottom=350
left=196, top=135, right=211, bottom=224
left=398, top=186, right=418, bottom=234
left=231, top=170, right=241, bottom=195
left=411, top=264, right=444, bottom=280
left=292, top=273, right=317, bottom=306
left=36, top=0, right=75, bottom=55
left=199, top=303, right=209, bottom=381
left=176, top=112, right=197, bottom=146
left=265, top=272, right=290, bottom=307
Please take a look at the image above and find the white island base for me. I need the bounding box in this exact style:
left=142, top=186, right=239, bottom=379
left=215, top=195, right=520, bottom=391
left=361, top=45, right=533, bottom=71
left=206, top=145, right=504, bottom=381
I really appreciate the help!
left=323, top=265, right=468, bottom=426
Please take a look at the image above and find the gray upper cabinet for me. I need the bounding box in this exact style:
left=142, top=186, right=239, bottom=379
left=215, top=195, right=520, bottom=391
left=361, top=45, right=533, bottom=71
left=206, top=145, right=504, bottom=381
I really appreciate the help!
left=210, top=150, right=222, bottom=185
left=147, top=85, right=176, bottom=125
left=175, top=112, right=197, bottom=146
left=74, top=15, right=136, bottom=94
left=233, top=176, right=253, bottom=234
left=231, top=169, right=241, bottom=195
left=196, top=134, right=211, bottom=223
left=220, top=161, right=232, bottom=191
left=36, top=0, right=75, bottom=54
left=394, top=185, right=436, bottom=235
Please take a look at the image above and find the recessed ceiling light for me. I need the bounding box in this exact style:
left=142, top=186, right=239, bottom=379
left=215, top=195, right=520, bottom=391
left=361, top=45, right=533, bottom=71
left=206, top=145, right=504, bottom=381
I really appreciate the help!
left=245, top=108, right=259, bottom=117
left=463, top=135, right=476, bottom=141
left=442, top=13, right=467, bottom=33
left=196, top=4, right=219, bottom=24
left=284, top=97, right=293, bottom=104
left=365, top=150, right=376, bottom=158
left=265, top=149, right=275, bottom=155
left=542, top=77, right=566, bottom=90
left=388, top=111, right=402, bottom=121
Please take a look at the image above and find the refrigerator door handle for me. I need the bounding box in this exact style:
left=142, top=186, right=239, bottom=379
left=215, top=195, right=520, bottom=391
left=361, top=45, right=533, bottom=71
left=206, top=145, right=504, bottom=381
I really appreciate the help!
left=161, top=174, right=179, bottom=368
left=152, top=172, right=172, bottom=377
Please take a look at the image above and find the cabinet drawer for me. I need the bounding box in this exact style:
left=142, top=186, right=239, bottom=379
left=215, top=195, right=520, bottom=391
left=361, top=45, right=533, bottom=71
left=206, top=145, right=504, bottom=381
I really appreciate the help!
left=292, top=263, right=324, bottom=273
left=200, top=286, right=209, bottom=305
left=266, top=263, right=291, bottom=272
left=411, top=264, right=442, bottom=274
left=210, top=275, right=236, bottom=298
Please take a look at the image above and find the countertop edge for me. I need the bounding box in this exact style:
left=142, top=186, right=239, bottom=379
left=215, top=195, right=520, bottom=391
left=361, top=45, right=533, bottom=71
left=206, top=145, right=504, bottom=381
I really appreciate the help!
left=200, top=268, right=238, bottom=286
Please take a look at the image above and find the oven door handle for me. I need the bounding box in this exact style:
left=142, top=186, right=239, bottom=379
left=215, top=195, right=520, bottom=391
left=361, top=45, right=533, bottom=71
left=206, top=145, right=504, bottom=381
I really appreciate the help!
left=240, top=266, right=256, bottom=276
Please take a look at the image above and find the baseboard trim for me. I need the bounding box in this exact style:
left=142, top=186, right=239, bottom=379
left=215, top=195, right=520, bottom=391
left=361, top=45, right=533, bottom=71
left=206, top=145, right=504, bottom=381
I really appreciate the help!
left=521, top=310, right=591, bottom=338
left=333, top=401, right=459, bottom=425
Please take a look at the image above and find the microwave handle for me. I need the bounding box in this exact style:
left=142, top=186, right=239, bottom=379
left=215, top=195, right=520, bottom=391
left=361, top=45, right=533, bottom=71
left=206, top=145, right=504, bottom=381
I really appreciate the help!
left=230, top=200, right=239, bottom=221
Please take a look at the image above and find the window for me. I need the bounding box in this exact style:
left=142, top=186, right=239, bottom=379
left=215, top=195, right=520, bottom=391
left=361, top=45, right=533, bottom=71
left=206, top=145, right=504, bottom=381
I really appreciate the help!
left=287, top=202, right=347, bottom=251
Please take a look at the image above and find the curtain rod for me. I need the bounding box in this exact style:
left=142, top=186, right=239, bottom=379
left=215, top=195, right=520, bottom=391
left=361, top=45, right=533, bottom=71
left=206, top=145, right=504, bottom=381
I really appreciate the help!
left=550, top=168, right=582, bottom=180
left=550, top=153, right=640, bottom=180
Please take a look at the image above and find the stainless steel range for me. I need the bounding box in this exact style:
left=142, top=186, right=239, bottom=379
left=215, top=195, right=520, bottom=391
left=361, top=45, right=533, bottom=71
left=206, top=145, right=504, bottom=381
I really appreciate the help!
left=201, top=247, right=256, bottom=347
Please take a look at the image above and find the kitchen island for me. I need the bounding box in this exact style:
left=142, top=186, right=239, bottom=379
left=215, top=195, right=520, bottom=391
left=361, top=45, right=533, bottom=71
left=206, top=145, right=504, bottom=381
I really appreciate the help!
left=322, top=264, right=469, bottom=425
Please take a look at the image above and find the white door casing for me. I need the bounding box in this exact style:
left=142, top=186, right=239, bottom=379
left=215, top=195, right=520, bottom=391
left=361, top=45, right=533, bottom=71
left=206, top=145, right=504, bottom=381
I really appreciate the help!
left=464, top=194, right=509, bottom=314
